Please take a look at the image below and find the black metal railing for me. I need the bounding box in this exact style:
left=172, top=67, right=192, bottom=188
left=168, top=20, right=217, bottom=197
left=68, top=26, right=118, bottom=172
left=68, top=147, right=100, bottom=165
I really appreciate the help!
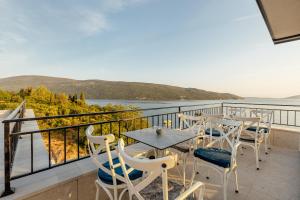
left=2, top=101, right=300, bottom=197
left=1, top=102, right=222, bottom=196
left=1, top=100, right=26, bottom=197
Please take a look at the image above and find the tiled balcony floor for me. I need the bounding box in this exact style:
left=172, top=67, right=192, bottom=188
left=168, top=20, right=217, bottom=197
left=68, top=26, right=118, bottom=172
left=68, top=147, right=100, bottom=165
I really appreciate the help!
left=119, top=146, right=300, bottom=200
left=1, top=137, right=299, bottom=200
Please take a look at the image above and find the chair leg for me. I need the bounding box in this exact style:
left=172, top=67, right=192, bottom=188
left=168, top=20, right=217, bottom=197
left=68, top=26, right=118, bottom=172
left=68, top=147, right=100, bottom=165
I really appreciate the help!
left=206, top=168, right=210, bottom=180
left=237, top=146, right=244, bottom=156
left=264, top=135, right=269, bottom=155
left=223, top=173, right=227, bottom=200
left=267, top=133, right=272, bottom=150
left=197, top=184, right=205, bottom=200
left=240, top=145, right=244, bottom=156
left=268, top=136, right=271, bottom=150
left=255, top=147, right=259, bottom=170
left=162, top=170, right=169, bottom=200
left=258, top=144, right=262, bottom=162
left=190, top=158, right=197, bottom=186
left=183, top=155, right=187, bottom=187
left=113, top=187, right=118, bottom=200
left=234, top=168, right=239, bottom=193
left=96, top=180, right=114, bottom=200
left=95, top=182, right=100, bottom=200
left=119, top=189, right=127, bottom=200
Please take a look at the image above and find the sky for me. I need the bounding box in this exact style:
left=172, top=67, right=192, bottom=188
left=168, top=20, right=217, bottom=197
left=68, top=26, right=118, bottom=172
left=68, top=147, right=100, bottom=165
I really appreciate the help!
left=0, top=0, right=299, bottom=98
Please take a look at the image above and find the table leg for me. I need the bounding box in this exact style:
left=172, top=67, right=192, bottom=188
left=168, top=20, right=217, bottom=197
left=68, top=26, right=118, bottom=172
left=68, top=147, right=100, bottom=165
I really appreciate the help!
left=155, top=148, right=174, bottom=191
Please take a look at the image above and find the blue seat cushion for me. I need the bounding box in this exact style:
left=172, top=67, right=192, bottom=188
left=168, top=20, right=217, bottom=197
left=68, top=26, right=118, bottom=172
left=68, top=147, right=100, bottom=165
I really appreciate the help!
left=194, top=148, right=231, bottom=168
left=246, top=126, right=269, bottom=133
left=205, top=128, right=221, bottom=137
left=98, top=157, right=143, bottom=185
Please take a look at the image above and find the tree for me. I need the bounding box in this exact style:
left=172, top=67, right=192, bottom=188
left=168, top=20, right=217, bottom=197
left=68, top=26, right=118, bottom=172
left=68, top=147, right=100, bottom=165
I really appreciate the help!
left=19, top=89, right=25, bottom=99
left=0, top=89, right=11, bottom=101
left=30, top=86, right=52, bottom=104
left=72, top=94, right=78, bottom=103
left=78, top=92, right=86, bottom=105
left=68, top=94, right=73, bottom=102
left=49, top=93, right=55, bottom=105
left=80, top=92, right=85, bottom=101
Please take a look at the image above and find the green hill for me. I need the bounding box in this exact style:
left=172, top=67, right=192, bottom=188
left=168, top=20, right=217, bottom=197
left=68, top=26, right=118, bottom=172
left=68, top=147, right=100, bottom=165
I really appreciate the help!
left=0, top=75, right=241, bottom=100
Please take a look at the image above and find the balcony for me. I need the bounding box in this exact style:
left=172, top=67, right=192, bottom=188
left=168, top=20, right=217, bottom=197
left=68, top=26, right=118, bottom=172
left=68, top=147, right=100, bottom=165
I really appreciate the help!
left=0, top=102, right=299, bottom=200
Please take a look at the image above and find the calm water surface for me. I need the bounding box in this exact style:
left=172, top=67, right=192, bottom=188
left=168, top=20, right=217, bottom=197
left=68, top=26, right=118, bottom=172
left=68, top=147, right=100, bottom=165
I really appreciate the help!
left=87, top=98, right=300, bottom=128
left=87, top=98, right=300, bottom=109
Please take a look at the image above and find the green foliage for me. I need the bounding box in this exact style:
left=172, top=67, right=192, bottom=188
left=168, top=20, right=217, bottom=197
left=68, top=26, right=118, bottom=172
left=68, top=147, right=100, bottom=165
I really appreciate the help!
left=80, top=92, right=85, bottom=101
left=0, top=86, right=146, bottom=163
left=0, top=89, right=12, bottom=101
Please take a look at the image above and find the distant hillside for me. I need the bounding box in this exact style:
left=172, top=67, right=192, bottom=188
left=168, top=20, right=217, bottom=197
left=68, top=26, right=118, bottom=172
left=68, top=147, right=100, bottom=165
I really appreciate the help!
left=287, top=95, right=300, bottom=99
left=0, top=76, right=241, bottom=100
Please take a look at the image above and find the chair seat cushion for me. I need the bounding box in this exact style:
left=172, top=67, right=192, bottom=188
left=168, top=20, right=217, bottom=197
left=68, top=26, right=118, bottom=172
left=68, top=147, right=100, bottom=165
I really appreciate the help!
left=205, top=128, right=221, bottom=137
left=194, top=147, right=231, bottom=168
left=134, top=177, right=194, bottom=200
left=98, top=157, right=143, bottom=185
left=246, top=126, right=269, bottom=133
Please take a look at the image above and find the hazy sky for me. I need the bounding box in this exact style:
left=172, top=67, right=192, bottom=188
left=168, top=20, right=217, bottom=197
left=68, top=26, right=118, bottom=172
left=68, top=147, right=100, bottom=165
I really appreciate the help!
left=0, top=0, right=299, bottom=98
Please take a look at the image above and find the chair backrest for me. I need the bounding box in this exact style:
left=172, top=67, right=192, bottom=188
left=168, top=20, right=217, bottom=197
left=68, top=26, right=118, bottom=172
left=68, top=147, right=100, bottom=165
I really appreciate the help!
left=233, top=116, right=262, bottom=141
left=86, top=125, right=123, bottom=185
left=178, top=113, right=204, bottom=133
left=250, top=110, right=273, bottom=129
left=227, top=107, right=246, bottom=117
left=202, top=113, right=224, bottom=130
left=117, top=139, right=177, bottom=200
left=206, top=119, right=242, bottom=163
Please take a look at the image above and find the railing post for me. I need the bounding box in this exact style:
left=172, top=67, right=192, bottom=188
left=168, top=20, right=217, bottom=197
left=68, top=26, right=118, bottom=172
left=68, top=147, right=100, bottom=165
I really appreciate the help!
left=221, top=102, right=224, bottom=115
left=178, top=106, right=182, bottom=129
left=1, top=122, right=15, bottom=197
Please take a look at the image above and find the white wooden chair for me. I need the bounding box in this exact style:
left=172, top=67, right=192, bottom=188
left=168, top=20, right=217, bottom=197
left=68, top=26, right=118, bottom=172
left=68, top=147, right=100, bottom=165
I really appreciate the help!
left=233, top=117, right=264, bottom=170
left=201, top=113, right=225, bottom=146
left=227, top=107, right=247, bottom=118
left=171, top=113, right=205, bottom=186
left=178, top=113, right=204, bottom=134
left=191, top=119, right=242, bottom=200
left=250, top=110, right=273, bottom=154
left=86, top=126, right=144, bottom=200
left=117, top=138, right=205, bottom=200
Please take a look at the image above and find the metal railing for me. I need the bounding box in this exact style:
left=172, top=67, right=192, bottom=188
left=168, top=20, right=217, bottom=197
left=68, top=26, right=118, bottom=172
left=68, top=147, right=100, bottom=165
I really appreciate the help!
left=223, top=102, right=300, bottom=127
left=1, top=100, right=26, bottom=197
left=1, top=102, right=221, bottom=196
left=2, top=101, right=300, bottom=197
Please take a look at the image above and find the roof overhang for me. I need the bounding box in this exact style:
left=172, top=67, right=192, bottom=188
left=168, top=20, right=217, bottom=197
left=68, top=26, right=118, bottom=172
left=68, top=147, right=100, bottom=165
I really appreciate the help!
left=256, top=0, right=300, bottom=44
